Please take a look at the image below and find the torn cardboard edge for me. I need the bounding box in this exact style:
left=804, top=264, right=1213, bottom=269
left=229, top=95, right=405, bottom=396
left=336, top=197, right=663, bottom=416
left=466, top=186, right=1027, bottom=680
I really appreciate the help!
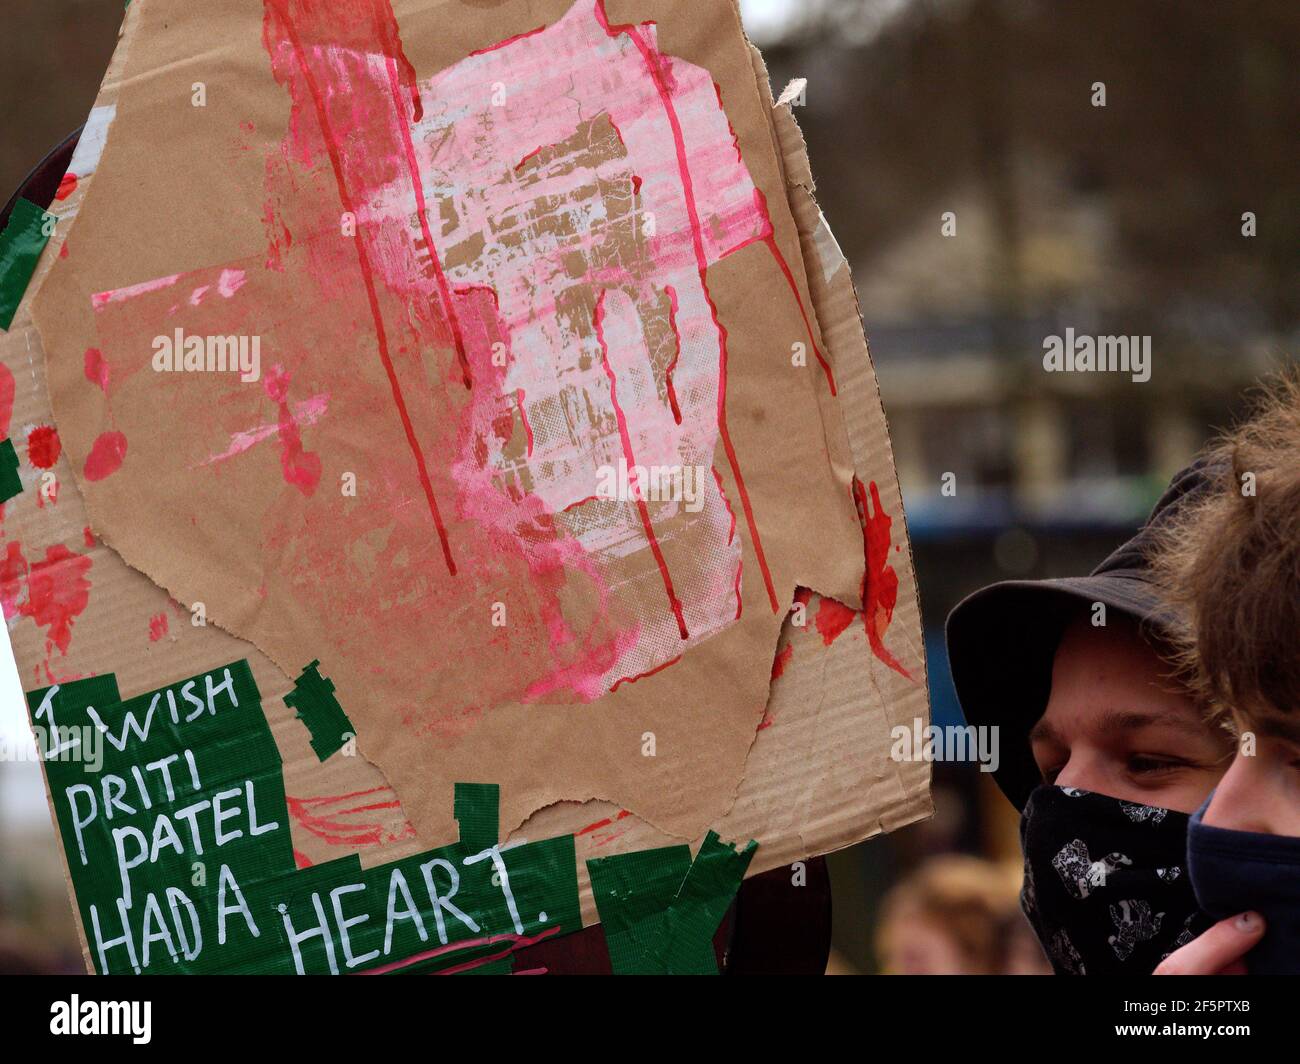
left=8, top=0, right=932, bottom=971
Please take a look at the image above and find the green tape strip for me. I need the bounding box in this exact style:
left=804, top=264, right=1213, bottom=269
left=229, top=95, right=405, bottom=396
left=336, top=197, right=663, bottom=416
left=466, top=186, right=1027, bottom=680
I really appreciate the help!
left=588, top=844, right=693, bottom=974
left=587, top=831, right=757, bottom=975
left=0, top=197, right=55, bottom=330
left=29, top=662, right=583, bottom=974
left=454, top=782, right=499, bottom=851
left=282, top=659, right=354, bottom=761
left=0, top=438, right=22, bottom=501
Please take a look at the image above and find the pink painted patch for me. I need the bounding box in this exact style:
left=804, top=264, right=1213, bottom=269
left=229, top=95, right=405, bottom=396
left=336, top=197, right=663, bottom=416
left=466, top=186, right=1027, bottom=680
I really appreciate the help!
left=83, top=431, right=127, bottom=481
left=83, top=347, right=111, bottom=393
left=148, top=612, right=168, bottom=642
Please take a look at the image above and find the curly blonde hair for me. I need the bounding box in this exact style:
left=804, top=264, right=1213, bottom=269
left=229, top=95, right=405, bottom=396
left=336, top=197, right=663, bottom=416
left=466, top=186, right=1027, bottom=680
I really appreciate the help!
left=1148, top=369, right=1300, bottom=726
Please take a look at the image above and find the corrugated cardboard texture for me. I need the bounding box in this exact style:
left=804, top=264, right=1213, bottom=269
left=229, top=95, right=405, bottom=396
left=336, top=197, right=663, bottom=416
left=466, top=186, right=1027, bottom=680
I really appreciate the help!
left=10, top=0, right=931, bottom=970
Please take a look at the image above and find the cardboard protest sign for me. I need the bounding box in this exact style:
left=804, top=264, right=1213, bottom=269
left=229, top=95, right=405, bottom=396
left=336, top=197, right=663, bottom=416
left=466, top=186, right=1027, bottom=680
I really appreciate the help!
left=5, top=0, right=931, bottom=974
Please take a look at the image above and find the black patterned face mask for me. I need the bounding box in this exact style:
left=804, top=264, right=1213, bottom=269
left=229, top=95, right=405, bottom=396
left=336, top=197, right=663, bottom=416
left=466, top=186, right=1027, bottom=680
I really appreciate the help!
left=1019, top=785, right=1212, bottom=974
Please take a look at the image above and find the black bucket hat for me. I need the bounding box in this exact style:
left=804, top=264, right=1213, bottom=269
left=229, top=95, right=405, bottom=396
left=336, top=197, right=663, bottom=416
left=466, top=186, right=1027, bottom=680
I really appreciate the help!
left=945, top=460, right=1215, bottom=811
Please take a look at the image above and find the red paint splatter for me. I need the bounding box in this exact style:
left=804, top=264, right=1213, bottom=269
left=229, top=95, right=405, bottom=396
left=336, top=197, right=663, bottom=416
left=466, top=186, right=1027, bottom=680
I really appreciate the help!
left=285, top=787, right=414, bottom=848
left=609, top=654, right=681, bottom=692
left=815, top=596, right=856, bottom=646
left=853, top=477, right=910, bottom=679
left=26, top=426, right=61, bottom=469
left=55, top=172, right=78, bottom=201
left=293, top=849, right=313, bottom=869
left=595, top=290, right=688, bottom=640
left=263, top=365, right=322, bottom=495
left=82, top=526, right=95, bottom=548
left=596, top=0, right=778, bottom=615
left=23, top=544, right=92, bottom=655
left=148, top=612, right=168, bottom=642
left=83, top=431, right=127, bottom=482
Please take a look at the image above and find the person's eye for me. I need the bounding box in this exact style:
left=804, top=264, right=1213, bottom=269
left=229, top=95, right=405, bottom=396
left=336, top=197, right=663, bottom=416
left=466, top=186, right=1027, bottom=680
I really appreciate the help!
left=1126, top=753, right=1191, bottom=777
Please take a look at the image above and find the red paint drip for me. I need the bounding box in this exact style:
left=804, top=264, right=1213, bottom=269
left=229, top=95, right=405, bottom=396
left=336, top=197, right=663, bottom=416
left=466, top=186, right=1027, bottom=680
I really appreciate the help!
left=662, top=284, right=683, bottom=424
left=595, top=290, right=688, bottom=640
left=55, top=172, right=78, bottom=201
left=515, top=388, right=534, bottom=457
left=514, top=145, right=545, bottom=172
left=609, top=654, right=681, bottom=692
left=148, top=612, right=168, bottom=642
left=561, top=494, right=599, bottom=513
left=83, top=431, right=127, bottom=482
left=753, top=189, right=837, bottom=396
left=770, top=642, right=793, bottom=681
left=26, top=426, right=61, bottom=469
left=596, top=1, right=778, bottom=614
left=469, top=24, right=547, bottom=56
left=265, top=0, right=456, bottom=575
left=852, top=477, right=911, bottom=679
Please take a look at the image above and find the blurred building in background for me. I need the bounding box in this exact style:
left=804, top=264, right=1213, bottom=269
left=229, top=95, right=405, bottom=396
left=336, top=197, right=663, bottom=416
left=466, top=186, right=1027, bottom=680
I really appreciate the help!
left=752, top=0, right=1297, bottom=972
left=1, top=0, right=1296, bottom=974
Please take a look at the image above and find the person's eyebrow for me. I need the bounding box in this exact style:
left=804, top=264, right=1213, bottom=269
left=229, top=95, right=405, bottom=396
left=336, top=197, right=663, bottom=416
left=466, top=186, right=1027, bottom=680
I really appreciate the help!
left=1092, top=708, right=1210, bottom=736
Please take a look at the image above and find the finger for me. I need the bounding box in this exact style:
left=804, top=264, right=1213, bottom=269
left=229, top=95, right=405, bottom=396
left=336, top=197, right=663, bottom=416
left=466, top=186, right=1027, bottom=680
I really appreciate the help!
left=1154, top=912, right=1265, bottom=975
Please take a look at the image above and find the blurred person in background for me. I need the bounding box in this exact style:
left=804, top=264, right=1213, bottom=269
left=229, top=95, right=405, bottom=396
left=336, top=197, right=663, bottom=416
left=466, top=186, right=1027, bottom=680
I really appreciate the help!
left=875, top=855, right=1048, bottom=975
left=946, top=464, right=1235, bottom=974
left=1151, top=374, right=1300, bottom=975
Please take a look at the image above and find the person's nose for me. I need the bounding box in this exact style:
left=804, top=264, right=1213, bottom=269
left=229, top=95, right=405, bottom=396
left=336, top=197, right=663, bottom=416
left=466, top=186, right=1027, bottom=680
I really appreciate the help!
left=1053, top=750, right=1107, bottom=795
left=1203, top=753, right=1271, bottom=833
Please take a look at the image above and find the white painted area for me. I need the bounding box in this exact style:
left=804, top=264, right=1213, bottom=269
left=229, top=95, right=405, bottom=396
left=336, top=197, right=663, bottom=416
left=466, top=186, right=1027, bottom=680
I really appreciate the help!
left=68, top=103, right=117, bottom=179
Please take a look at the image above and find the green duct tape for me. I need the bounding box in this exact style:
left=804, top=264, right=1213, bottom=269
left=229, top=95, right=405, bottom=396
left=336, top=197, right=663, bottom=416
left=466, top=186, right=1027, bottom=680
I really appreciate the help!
left=28, top=663, right=582, bottom=974
left=283, top=659, right=354, bottom=761
left=0, top=198, right=55, bottom=331
left=0, top=438, right=22, bottom=502
left=587, top=831, right=757, bottom=975
left=589, top=845, right=693, bottom=975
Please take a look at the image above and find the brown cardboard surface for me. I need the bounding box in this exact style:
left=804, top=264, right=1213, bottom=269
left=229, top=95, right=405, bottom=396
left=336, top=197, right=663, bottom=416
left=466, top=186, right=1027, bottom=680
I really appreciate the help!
left=11, top=0, right=931, bottom=967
